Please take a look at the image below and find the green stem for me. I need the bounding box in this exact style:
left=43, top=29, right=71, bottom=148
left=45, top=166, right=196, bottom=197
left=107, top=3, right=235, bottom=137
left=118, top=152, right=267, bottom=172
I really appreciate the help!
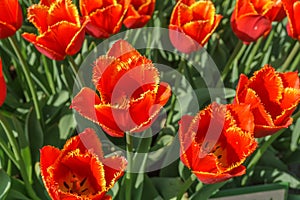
left=280, top=42, right=300, bottom=72
left=244, top=37, right=263, bottom=74
left=0, top=116, right=40, bottom=200
left=221, top=40, right=245, bottom=80
left=290, top=49, right=300, bottom=71
left=8, top=36, right=43, bottom=126
left=42, top=55, right=55, bottom=94
left=0, top=137, right=19, bottom=168
left=242, top=110, right=300, bottom=186
left=125, top=133, right=133, bottom=200
left=176, top=173, right=197, bottom=200
left=68, top=56, right=83, bottom=89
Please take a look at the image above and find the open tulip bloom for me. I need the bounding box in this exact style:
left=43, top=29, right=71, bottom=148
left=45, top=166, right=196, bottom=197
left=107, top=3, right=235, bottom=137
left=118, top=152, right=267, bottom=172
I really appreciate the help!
left=22, top=0, right=89, bottom=60
left=40, top=128, right=127, bottom=200
left=179, top=103, right=257, bottom=184
left=234, top=65, right=300, bottom=138
left=71, top=40, right=171, bottom=137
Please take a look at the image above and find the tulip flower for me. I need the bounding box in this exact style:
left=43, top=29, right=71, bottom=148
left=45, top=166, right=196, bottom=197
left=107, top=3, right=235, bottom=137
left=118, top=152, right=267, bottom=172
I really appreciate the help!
left=0, top=0, right=23, bottom=39
left=123, top=0, right=156, bottom=28
left=169, top=0, right=222, bottom=53
left=22, top=0, right=89, bottom=60
left=231, top=0, right=285, bottom=44
left=0, top=59, right=6, bottom=106
left=80, top=0, right=130, bottom=38
left=234, top=65, right=300, bottom=138
left=179, top=103, right=257, bottom=184
left=40, top=128, right=127, bottom=200
left=71, top=39, right=171, bottom=137
left=282, top=0, right=300, bottom=40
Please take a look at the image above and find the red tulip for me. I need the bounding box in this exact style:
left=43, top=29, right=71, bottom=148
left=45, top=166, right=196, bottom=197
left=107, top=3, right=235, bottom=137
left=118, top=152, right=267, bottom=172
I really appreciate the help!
left=22, top=0, right=89, bottom=60
left=231, top=0, right=285, bottom=44
left=0, top=59, right=6, bottom=106
left=0, top=0, right=23, bottom=39
left=123, top=0, right=156, bottom=28
left=80, top=0, right=130, bottom=38
left=179, top=103, right=257, bottom=184
left=282, top=0, right=300, bottom=40
left=71, top=39, right=171, bottom=137
left=169, top=0, right=222, bottom=53
left=234, top=65, right=300, bottom=138
left=40, top=128, right=127, bottom=200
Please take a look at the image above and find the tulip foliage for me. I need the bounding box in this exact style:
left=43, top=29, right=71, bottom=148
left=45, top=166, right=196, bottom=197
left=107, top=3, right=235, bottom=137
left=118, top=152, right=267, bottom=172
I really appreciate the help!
left=0, top=0, right=300, bottom=200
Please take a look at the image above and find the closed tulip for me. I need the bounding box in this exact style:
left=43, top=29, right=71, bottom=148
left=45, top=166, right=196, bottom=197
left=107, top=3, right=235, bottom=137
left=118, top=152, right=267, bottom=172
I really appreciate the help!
left=231, top=0, right=285, bottom=44
left=0, top=0, right=23, bottom=39
left=80, top=0, right=130, bottom=38
left=169, top=0, right=222, bottom=53
left=282, top=0, right=300, bottom=40
left=123, top=0, right=156, bottom=28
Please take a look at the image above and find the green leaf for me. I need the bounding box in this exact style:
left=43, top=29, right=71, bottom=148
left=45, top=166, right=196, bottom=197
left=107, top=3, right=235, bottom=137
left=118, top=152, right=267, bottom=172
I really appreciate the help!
left=151, top=177, right=184, bottom=199
left=291, top=118, right=300, bottom=151
left=25, top=108, right=44, bottom=163
left=0, top=169, right=11, bottom=199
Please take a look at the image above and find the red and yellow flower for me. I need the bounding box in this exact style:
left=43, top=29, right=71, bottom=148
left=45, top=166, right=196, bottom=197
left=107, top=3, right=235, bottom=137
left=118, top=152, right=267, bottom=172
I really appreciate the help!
left=0, top=59, right=6, bottom=106
left=234, top=65, right=300, bottom=138
left=179, top=103, right=257, bottom=184
left=0, top=0, right=23, bottom=39
left=169, top=0, right=222, bottom=53
left=71, top=39, right=171, bottom=137
left=40, top=128, right=127, bottom=200
left=80, top=0, right=130, bottom=38
left=282, top=0, right=300, bottom=40
left=123, top=0, right=156, bottom=28
left=22, top=0, right=89, bottom=60
left=231, top=0, right=285, bottom=44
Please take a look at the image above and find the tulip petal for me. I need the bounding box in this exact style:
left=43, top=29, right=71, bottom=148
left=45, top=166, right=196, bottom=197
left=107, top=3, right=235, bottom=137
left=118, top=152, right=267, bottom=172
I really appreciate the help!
left=22, top=32, right=65, bottom=60
left=194, top=165, right=246, bottom=184
left=71, top=87, right=102, bottom=125
left=40, top=146, right=61, bottom=180
left=191, top=1, right=216, bottom=22
left=0, top=0, right=23, bottom=38
left=107, top=39, right=136, bottom=58
left=279, top=71, right=300, bottom=88
left=94, top=104, right=126, bottom=137
left=78, top=128, right=104, bottom=159
left=27, top=5, right=50, bottom=33
left=169, top=25, right=201, bottom=53
left=227, top=104, right=254, bottom=133
left=48, top=0, right=80, bottom=26
left=231, top=14, right=271, bottom=43
left=0, top=59, right=6, bottom=106
left=87, top=4, right=124, bottom=38
left=102, top=156, right=127, bottom=188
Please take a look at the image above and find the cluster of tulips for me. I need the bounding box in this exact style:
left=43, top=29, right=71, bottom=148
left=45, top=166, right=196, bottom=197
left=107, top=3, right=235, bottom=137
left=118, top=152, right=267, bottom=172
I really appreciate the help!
left=0, top=0, right=300, bottom=199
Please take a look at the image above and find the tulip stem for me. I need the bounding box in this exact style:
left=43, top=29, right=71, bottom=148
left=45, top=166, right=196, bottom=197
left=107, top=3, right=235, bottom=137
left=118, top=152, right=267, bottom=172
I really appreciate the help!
left=280, top=41, right=300, bottom=72
left=221, top=40, right=245, bottom=80
left=242, top=110, right=300, bottom=186
left=176, top=173, right=197, bottom=200
left=125, top=132, right=134, bottom=200
left=8, top=36, right=43, bottom=126
left=68, top=56, right=83, bottom=89
left=42, top=55, right=56, bottom=94
left=244, top=37, right=263, bottom=74
left=0, top=115, right=40, bottom=200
